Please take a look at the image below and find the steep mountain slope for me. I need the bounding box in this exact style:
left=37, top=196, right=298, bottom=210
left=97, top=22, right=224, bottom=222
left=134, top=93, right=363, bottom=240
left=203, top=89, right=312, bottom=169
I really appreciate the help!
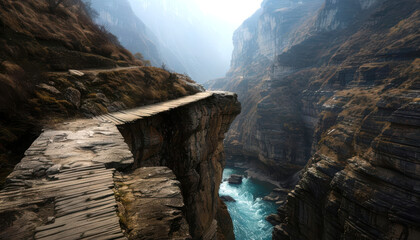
left=207, top=0, right=325, bottom=179
left=89, top=0, right=187, bottom=72
left=89, top=0, right=162, bottom=66
left=0, top=0, right=200, bottom=185
left=208, top=0, right=419, bottom=238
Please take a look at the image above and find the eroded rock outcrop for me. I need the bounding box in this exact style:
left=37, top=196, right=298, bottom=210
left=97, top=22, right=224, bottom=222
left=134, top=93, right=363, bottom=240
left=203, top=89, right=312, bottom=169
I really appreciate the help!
left=227, top=174, right=243, bottom=184
left=114, top=167, right=190, bottom=240
left=118, top=92, right=240, bottom=239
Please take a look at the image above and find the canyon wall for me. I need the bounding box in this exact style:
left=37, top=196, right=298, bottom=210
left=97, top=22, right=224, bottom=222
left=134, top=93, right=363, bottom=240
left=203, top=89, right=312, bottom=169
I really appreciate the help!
left=207, top=0, right=324, bottom=180
left=207, top=0, right=420, bottom=238
left=118, top=92, right=240, bottom=239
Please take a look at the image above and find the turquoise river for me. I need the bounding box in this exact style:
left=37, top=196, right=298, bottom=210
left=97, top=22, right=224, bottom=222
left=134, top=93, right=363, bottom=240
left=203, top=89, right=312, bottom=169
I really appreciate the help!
left=219, top=167, right=277, bottom=240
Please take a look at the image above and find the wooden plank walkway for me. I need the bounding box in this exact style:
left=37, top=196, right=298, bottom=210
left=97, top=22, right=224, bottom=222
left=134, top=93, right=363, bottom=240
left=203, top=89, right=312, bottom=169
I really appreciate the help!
left=0, top=91, right=222, bottom=240
left=0, top=119, right=132, bottom=240
left=34, top=165, right=125, bottom=240
left=94, top=91, right=214, bottom=125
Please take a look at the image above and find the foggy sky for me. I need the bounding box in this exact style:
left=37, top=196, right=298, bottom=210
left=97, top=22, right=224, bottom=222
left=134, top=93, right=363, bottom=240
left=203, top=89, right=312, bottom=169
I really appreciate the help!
left=128, top=0, right=263, bottom=82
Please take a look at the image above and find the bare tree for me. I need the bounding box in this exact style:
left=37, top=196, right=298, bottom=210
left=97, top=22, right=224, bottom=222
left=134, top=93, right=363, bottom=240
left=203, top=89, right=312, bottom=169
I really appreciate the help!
left=47, top=0, right=66, bottom=12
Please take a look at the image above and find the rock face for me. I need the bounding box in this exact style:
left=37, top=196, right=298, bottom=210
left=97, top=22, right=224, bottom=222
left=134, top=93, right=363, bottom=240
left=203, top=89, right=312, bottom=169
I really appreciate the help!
left=227, top=174, right=243, bottom=184
left=220, top=195, right=236, bottom=202
left=64, top=87, right=81, bottom=108
left=90, top=0, right=185, bottom=69
left=206, top=0, right=325, bottom=180
left=118, top=92, right=241, bottom=239
left=114, top=167, right=190, bottom=240
left=206, top=0, right=420, bottom=239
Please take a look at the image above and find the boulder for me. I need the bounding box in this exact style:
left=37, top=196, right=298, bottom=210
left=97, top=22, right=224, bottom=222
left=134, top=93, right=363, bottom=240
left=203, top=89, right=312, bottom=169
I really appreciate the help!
left=96, top=93, right=110, bottom=104
left=220, top=195, right=236, bottom=202
left=228, top=174, right=242, bottom=184
left=64, top=87, right=81, bottom=108
left=37, top=83, right=61, bottom=94
left=264, top=188, right=289, bottom=202
left=75, top=81, right=87, bottom=92
left=266, top=214, right=282, bottom=226
left=263, top=195, right=280, bottom=202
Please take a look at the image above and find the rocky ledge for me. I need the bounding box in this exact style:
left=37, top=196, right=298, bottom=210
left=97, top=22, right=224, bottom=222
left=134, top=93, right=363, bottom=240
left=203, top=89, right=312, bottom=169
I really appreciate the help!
left=0, top=91, right=240, bottom=240
left=117, top=91, right=240, bottom=239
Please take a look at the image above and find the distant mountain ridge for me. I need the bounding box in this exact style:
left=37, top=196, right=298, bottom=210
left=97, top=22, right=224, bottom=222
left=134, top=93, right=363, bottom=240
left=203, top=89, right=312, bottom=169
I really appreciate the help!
left=90, top=0, right=188, bottom=73
left=128, top=0, right=234, bottom=82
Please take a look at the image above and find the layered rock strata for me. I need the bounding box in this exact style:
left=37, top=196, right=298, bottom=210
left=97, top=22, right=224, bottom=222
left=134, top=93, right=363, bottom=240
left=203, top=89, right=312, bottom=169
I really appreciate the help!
left=207, top=0, right=419, bottom=239
left=206, top=0, right=325, bottom=180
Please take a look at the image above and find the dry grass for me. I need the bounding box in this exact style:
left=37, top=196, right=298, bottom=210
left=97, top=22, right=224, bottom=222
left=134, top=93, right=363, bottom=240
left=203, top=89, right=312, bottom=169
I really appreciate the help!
left=0, top=0, right=202, bottom=184
left=0, top=0, right=137, bottom=70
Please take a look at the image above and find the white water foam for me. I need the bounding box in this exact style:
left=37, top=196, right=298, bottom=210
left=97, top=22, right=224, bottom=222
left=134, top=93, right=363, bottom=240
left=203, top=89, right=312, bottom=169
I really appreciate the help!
left=219, top=168, right=276, bottom=240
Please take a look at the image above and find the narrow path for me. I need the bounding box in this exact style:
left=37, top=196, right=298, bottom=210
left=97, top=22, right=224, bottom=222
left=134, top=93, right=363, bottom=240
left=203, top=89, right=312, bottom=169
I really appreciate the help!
left=95, top=91, right=214, bottom=125
left=50, top=66, right=141, bottom=75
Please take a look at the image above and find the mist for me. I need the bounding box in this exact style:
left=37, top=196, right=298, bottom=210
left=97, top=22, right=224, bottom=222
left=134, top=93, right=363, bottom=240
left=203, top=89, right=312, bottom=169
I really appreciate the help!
left=129, top=0, right=263, bottom=82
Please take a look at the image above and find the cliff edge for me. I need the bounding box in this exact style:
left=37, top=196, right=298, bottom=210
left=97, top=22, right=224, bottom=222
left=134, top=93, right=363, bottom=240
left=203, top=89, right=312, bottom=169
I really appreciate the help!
left=0, top=92, right=240, bottom=240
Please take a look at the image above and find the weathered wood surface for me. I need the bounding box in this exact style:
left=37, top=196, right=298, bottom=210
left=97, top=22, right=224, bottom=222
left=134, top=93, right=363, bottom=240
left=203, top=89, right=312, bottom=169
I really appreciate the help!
left=35, top=165, right=125, bottom=240
left=0, top=119, right=131, bottom=240
left=94, top=91, right=214, bottom=125
left=0, top=91, right=222, bottom=239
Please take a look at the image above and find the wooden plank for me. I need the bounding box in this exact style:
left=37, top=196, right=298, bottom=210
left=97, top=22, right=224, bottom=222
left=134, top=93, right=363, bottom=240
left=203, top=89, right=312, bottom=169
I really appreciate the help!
left=104, top=114, right=126, bottom=124
left=55, top=201, right=117, bottom=218
left=36, top=217, right=118, bottom=239
left=55, top=188, right=111, bottom=205
left=49, top=171, right=113, bottom=184
left=55, top=166, right=110, bottom=176
left=56, top=195, right=115, bottom=214
left=59, top=164, right=105, bottom=173
left=41, top=174, right=114, bottom=192
left=101, top=114, right=122, bottom=124
left=37, top=208, right=117, bottom=234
